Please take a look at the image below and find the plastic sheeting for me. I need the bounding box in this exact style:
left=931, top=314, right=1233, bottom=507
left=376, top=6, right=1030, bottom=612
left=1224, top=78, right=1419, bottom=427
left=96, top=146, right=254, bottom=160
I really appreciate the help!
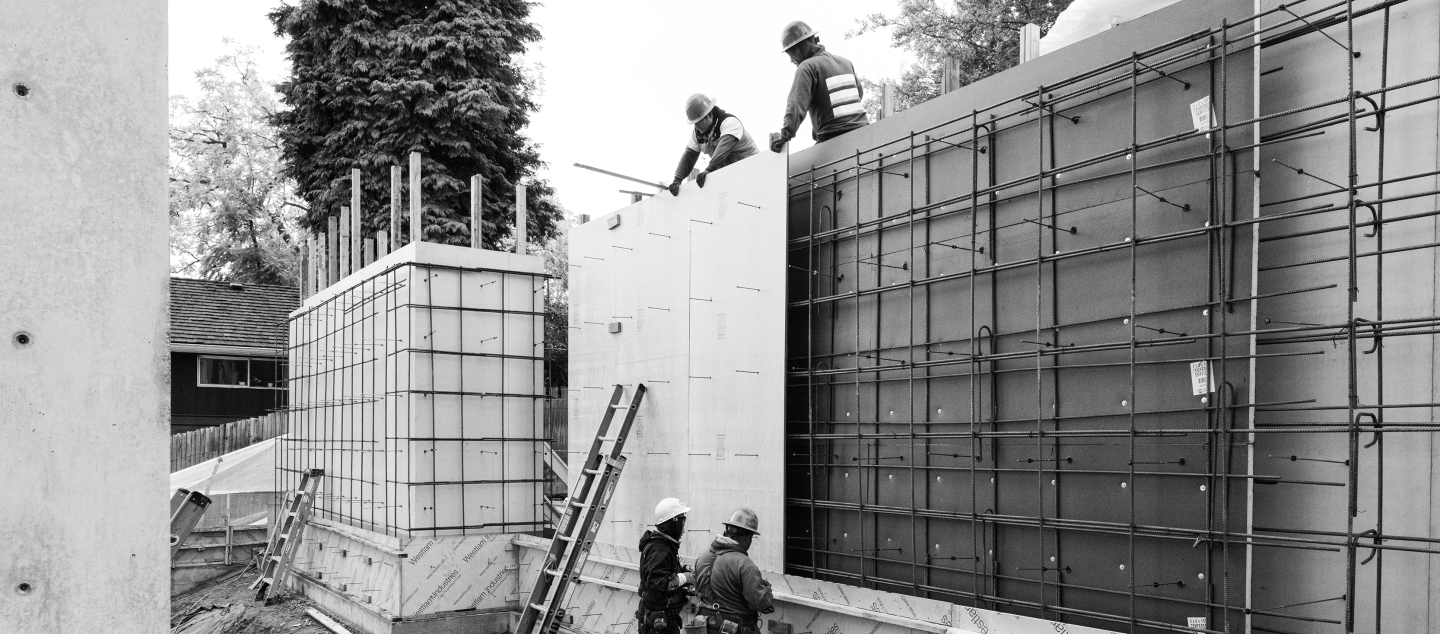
left=170, top=436, right=281, bottom=497
left=1037, top=0, right=1183, bottom=56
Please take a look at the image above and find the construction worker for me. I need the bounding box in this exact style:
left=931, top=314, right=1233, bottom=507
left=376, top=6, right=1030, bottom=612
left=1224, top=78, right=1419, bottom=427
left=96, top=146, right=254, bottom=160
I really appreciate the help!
left=669, top=93, right=759, bottom=196
left=693, top=508, right=773, bottom=634
left=637, top=498, right=695, bottom=634
left=769, top=20, right=869, bottom=153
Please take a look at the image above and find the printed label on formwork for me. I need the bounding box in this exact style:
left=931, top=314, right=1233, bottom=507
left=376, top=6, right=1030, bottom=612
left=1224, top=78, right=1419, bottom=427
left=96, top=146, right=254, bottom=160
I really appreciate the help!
left=1189, top=361, right=1215, bottom=395
left=1187, top=616, right=1208, bottom=630
left=1190, top=96, right=1213, bottom=131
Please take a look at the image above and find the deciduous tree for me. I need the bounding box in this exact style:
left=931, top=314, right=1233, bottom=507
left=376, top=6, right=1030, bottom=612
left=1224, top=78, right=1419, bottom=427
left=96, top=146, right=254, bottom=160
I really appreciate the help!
left=852, top=0, right=1071, bottom=117
left=169, top=45, right=303, bottom=285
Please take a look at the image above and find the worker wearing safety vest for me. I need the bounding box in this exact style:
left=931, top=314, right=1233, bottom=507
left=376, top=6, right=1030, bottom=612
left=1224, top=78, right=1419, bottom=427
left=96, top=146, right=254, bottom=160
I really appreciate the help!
left=669, top=94, right=759, bottom=196
left=637, top=498, right=696, bottom=634
left=769, top=20, right=870, bottom=153
left=693, top=508, right=773, bottom=634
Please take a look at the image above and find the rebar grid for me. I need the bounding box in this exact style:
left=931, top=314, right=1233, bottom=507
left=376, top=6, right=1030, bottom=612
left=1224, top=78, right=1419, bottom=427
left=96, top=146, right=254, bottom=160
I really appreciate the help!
left=783, top=1, right=1438, bottom=632
left=280, top=258, right=549, bottom=538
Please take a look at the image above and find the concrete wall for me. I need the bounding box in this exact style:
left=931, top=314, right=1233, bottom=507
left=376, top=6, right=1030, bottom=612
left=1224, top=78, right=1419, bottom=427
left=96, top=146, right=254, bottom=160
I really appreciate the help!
left=0, top=1, right=169, bottom=632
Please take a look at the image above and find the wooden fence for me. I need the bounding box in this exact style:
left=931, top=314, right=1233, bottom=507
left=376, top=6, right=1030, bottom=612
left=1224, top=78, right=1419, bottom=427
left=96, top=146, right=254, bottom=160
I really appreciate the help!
left=171, top=413, right=287, bottom=472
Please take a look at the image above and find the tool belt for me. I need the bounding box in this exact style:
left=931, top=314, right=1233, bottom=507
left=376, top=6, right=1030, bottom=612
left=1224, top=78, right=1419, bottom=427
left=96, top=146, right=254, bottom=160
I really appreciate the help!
left=638, top=608, right=683, bottom=632
left=698, top=607, right=760, bottom=634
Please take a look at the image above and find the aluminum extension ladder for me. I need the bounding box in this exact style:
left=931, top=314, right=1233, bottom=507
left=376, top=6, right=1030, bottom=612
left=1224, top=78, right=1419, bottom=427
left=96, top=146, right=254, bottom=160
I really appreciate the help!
left=252, top=468, right=324, bottom=601
left=515, top=384, right=647, bottom=634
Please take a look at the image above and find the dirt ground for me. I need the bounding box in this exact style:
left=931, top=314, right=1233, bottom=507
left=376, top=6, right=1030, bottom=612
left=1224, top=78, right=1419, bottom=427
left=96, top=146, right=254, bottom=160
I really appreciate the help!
left=171, top=566, right=360, bottom=634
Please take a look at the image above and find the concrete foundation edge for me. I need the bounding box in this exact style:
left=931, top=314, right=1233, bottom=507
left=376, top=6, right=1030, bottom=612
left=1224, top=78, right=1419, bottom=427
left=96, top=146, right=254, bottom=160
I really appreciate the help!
left=293, top=571, right=514, bottom=634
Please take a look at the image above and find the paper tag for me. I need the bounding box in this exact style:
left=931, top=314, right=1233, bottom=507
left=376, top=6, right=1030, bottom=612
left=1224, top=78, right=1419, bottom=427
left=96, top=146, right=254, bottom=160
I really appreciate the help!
left=1190, top=96, right=1213, bottom=131
left=1187, top=617, right=1208, bottom=630
left=1190, top=361, right=1215, bottom=395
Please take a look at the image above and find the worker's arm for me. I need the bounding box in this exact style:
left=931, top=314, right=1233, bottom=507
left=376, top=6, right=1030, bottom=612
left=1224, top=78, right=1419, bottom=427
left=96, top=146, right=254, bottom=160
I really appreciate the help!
left=703, top=117, right=748, bottom=177
left=775, top=63, right=815, bottom=149
left=671, top=147, right=701, bottom=196
left=738, top=558, right=774, bottom=615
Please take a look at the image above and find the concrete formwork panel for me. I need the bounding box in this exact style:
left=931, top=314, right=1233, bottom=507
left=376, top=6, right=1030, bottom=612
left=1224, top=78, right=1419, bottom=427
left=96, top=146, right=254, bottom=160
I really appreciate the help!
left=784, top=0, right=1440, bottom=632
left=569, top=150, right=788, bottom=569
left=0, top=1, right=169, bottom=632
left=285, top=242, right=546, bottom=537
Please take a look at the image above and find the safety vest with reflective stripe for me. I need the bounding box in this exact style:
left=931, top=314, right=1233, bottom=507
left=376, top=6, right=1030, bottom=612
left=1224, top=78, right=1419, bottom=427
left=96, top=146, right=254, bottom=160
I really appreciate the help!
left=782, top=46, right=870, bottom=143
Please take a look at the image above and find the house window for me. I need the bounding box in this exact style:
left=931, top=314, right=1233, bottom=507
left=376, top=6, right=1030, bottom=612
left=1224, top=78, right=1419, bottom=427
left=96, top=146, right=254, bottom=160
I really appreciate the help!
left=197, top=356, right=288, bottom=389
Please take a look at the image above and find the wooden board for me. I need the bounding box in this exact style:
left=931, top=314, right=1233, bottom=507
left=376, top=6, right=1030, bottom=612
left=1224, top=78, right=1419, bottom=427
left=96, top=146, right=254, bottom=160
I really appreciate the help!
left=568, top=151, right=787, bottom=568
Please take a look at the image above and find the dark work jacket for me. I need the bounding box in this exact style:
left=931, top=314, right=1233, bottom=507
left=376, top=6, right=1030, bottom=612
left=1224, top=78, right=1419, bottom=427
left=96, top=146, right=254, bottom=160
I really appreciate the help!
left=638, top=530, right=689, bottom=613
left=780, top=44, right=869, bottom=143
left=693, top=535, right=773, bottom=623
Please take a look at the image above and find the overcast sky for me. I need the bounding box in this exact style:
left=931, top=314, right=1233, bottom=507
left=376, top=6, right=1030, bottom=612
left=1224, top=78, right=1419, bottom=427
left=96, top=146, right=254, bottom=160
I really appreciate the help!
left=169, top=0, right=914, bottom=221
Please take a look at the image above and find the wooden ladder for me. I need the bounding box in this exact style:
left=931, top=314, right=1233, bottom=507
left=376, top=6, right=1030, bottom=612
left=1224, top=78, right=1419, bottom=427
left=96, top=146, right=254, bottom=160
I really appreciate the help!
left=252, top=468, right=324, bottom=601
left=515, top=384, right=646, bottom=634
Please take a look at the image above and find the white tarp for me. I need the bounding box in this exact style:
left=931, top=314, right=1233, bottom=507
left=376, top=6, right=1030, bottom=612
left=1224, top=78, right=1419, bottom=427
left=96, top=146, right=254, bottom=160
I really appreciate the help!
left=170, top=436, right=281, bottom=497
left=1038, top=0, right=1183, bottom=56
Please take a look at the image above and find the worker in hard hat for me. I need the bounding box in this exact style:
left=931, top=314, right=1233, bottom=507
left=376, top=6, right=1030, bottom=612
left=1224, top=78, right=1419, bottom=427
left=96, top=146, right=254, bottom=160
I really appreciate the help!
left=668, top=93, right=759, bottom=196
left=769, top=20, right=869, bottom=153
left=637, top=498, right=696, bottom=634
left=693, top=508, right=773, bottom=634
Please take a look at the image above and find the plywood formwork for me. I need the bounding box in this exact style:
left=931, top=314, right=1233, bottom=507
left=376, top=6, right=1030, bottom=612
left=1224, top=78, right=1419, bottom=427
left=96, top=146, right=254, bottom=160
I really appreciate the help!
left=569, top=150, right=788, bottom=569
left=782, top=0, right=1440, bottom=632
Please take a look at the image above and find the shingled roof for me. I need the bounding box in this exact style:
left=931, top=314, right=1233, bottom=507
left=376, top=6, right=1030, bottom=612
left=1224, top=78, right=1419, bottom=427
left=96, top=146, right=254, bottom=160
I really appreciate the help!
left=170, top=277, right=299, bottom=352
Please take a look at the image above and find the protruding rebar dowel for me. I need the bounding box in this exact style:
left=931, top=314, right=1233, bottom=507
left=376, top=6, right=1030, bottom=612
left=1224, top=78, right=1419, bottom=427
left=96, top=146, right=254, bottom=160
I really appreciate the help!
left=471, top=174, right=483, bottom=248
left=390, top=165, right=401, bottom=249
left=409, top=152, right=422, bottom=245
left=515, top=182, right=528, bottom=255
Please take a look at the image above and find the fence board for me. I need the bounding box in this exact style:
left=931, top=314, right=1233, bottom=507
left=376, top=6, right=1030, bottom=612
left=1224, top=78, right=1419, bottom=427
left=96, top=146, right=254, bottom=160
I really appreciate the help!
left=170, top=413, right=287, bottom=472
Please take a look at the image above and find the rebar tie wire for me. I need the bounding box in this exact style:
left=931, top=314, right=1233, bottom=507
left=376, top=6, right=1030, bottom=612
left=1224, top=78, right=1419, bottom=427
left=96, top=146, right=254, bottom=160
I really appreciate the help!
left=1134, top=186, right=1191, bottom=211
left=1271, top=157, right=1347, bottom=190
left=1021, top=98, right=1081, bottom=124
left=1021, top=217, right=1077, bottom=234
left=1277, top=4, right=1361, bottom=57
left=923, top=134, right=987, bottom=154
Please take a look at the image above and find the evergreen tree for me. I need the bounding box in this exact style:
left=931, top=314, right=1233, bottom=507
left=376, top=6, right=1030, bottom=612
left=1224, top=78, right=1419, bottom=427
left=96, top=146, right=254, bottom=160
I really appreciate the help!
left=269, top=0, right=559, bottom=248
left=853, top=0, right=1071, bottom=117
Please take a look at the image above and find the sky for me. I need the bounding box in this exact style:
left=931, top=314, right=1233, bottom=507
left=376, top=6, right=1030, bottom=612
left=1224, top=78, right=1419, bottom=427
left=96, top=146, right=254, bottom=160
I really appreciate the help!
left=168, top=0, right=915, bottom=221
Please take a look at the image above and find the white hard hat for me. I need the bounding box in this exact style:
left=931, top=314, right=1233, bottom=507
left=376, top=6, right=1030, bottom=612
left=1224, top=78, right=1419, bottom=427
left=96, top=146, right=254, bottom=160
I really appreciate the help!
left=685, top=93, right=716, bottom=125
left=654, top=497, right=691, bottom=524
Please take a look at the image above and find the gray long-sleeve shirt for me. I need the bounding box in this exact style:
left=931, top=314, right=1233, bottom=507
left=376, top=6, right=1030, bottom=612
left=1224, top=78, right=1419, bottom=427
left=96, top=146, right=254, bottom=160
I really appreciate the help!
left=780, top=45, right=869, bottom=143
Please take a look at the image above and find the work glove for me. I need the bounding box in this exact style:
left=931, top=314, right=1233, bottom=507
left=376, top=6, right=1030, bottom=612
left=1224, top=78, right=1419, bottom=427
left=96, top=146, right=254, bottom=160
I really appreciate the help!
left=768, top=132, right=787, bottom=153
left=668, top=180, right=681, bottom=197
left=696, top=172, right=708, bottom=188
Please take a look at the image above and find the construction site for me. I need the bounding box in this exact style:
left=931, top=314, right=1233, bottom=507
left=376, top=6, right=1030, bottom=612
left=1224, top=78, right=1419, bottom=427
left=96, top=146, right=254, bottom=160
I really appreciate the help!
left=5, top=0, right=1440, bottom=633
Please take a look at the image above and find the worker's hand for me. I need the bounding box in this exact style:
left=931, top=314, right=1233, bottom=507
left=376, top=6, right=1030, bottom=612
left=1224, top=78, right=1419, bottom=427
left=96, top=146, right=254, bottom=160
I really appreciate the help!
left=696, top=172, right=708, bottom=188
left=668, top=180, right=681, bottom=197
left=768, top=132, right=786, bottom=153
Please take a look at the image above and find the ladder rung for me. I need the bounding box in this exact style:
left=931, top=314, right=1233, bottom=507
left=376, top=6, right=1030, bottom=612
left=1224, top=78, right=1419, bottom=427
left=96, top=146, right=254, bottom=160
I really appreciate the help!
left=596, top=436, right=618, bottom=442
left=582, top=468, right=601, bottom=475
left=531, top=603, right=547, bottom=612
left=556, top=534, right=576, bottom=542
left=568, top=499, right=588, bottom=508
left=610, top=404, right=631, bottom=409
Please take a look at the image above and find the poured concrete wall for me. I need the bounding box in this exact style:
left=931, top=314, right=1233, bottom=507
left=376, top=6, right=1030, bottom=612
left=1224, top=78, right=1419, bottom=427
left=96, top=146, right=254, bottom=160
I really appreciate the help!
left=568, top=150, right=788, bottom=569
left=0, top=1, right=169, bottom=632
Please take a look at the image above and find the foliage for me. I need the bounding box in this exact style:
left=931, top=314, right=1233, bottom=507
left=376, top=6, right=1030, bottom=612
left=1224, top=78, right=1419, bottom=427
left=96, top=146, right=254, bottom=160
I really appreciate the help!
left=538, top=212, right=571, bottom=389
left=851, top=0, right=1071, bottom=117
left=269, top=0, right=560, bottom=250
left=169, top=45, right=303, bottom=285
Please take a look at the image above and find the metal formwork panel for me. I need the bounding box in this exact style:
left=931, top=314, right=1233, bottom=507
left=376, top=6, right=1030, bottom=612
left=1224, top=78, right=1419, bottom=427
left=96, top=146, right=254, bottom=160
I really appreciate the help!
left=785, top=0, right=1440, bottom=632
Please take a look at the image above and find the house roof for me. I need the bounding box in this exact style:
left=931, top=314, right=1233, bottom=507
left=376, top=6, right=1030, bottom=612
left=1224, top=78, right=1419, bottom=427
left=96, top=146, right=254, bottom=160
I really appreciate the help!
left=170, top=277, right=299, bottom=352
